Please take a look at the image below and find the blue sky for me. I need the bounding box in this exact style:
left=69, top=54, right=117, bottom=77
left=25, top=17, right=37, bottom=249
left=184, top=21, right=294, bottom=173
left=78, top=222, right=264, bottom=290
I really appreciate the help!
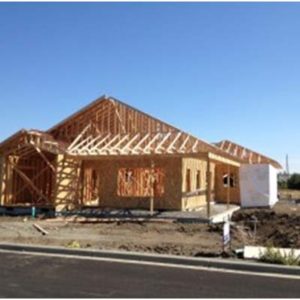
left=0, top=3, right=299, bottom=172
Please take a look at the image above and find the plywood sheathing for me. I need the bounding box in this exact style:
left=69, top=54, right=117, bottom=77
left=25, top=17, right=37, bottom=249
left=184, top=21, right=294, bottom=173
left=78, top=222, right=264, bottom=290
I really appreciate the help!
left=215, top=164, right=240, bottom=204
left=82, top=156, right=182, bottom=210
left=181, top=157, right=216, bottom=211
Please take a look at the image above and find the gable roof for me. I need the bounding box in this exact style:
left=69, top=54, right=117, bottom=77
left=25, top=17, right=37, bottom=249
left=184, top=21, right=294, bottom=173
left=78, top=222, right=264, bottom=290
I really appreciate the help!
left=45, top=95, right=244, bottom=162
left=0, top=94, right=281, bottom=169
left=47, top=95, right=178, bottom=141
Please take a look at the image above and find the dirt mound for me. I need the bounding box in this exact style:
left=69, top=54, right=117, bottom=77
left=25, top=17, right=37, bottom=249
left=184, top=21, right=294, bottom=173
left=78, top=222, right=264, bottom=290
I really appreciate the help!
left=232, top=209, right=300, bottom=248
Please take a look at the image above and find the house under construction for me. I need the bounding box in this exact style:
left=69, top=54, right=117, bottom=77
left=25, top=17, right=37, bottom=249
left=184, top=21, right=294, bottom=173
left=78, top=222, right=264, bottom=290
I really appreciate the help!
left=0, top=95, right=282, bottom=215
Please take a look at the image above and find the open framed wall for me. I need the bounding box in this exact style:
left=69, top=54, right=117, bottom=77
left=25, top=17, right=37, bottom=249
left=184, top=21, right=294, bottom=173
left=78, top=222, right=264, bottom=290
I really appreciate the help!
left=0, top=152, right=56, bottom=207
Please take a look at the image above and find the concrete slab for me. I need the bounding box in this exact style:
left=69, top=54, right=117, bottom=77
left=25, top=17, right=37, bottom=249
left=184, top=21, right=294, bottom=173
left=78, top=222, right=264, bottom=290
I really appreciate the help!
left=0, top=204, right=240, bottom=224
left=59, top=204, right=240, bottom=224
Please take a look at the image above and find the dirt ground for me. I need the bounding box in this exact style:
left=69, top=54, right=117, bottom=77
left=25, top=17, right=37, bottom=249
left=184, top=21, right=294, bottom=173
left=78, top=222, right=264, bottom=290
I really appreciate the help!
left=0, top=200, right=299, bottom=257
left=279, top=189, right=300, bottom=201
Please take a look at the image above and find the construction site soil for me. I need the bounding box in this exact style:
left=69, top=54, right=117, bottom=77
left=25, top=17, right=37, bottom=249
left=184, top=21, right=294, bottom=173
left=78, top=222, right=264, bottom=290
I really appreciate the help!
left=0, top=201, right=299, bottom=257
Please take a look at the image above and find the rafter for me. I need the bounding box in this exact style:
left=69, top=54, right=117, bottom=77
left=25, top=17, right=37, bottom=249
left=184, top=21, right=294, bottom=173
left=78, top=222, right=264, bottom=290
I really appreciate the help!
left=155, top=132, right=171, bottom=153
left=167, top=132, right=182, bottom=153
left=67, top=123, right=91, bottom=150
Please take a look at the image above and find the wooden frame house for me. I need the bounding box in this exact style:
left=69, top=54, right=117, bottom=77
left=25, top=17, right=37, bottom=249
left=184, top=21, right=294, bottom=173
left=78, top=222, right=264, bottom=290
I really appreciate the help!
left=0, top=95, right=282, bottom=214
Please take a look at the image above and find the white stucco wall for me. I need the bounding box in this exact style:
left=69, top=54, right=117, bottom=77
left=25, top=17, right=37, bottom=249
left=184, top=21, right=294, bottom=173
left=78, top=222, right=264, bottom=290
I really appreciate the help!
left=239, top=164, right=278, bottom=207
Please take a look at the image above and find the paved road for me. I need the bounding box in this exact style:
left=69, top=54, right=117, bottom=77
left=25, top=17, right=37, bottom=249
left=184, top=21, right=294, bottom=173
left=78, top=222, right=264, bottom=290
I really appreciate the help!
left=0, top=252, right=299, bottom=298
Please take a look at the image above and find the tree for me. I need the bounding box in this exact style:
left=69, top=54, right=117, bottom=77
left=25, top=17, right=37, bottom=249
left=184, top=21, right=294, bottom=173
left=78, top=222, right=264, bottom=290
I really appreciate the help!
left=287, top=173, right=300, bottom=190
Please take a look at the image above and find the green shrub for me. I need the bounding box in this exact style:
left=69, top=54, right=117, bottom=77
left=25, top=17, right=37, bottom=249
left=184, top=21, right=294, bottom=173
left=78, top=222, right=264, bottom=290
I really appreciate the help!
left=287, top=173, right=300, bottom=190
left=278, top=180, right=288, bottom=189
left=259, top=246, right=300, bottom=266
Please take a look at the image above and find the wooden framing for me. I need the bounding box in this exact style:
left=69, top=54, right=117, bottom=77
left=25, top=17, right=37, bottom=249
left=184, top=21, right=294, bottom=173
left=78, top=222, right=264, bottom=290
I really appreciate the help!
left=0, top=95, right=282, bottom=212
left=206, top=157, right=212, bottom=218
left=215, top=140, right=281, bottom=169
left=215, top=163, right=240, bottom=205
left=0, top=130, right=58, bottom=206
left=0, top=156, right=6, bottom=205
left=117, top=166, right=164, bottom=198
left=227, top=164, right=231, bottom=209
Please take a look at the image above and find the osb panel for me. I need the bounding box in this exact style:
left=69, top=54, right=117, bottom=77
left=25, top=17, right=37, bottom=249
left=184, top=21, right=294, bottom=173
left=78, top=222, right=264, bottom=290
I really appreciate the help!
left=117, top=168, right=165, bottom=197
left=83, top=156, right=182, bottom=210
left=182, top=194, right=206, bottom=210
left=215, top=164, right=240, bottom=204
left=181, top=158, right=216, bottom=210
left=81, top=166, right=100, bottom=206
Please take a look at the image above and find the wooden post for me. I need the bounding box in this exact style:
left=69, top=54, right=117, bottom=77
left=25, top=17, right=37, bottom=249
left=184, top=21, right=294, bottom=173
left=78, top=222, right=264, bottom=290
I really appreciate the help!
left=0, top=155, right=6, bottom=206
left=150, top=160, right=155, bottom=215
left=227, top=164, right=230, bottom=210
left=206, top=156, right=212, bottom=219
left=5, top=156, right=14, bottom=205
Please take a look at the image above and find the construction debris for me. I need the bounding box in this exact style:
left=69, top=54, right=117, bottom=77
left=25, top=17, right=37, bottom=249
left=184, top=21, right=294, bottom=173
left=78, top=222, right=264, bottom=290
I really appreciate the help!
left=33, top=223, right=49, bottom=235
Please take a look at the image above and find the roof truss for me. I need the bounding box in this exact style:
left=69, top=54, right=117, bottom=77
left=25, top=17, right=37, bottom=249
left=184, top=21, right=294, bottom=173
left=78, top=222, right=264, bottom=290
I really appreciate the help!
left=67, top=129, right=212, bottom=156
left=0, top=130, right=66, bottom=157
left=215, top=140, right=282, bottom=169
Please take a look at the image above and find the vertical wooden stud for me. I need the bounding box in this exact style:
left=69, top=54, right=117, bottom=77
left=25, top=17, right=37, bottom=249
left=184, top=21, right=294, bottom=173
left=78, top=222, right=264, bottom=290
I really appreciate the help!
left=150, top=160, right=155, bottom=215
left=206, top=155, right=212, bottom=219
left=227, top=164, right=231, bottom=210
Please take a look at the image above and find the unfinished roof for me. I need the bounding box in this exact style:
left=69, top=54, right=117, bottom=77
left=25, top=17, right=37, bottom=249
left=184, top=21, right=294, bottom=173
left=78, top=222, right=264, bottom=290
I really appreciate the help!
left=0, top=95, right=281, bottom=168
left=67, top=125, right=220, bottom=156
left=0, top=129, right=66, bottom=157
left=46, top=95, right=243, bottom=163
left=214, top=140, right=282, bottom=169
